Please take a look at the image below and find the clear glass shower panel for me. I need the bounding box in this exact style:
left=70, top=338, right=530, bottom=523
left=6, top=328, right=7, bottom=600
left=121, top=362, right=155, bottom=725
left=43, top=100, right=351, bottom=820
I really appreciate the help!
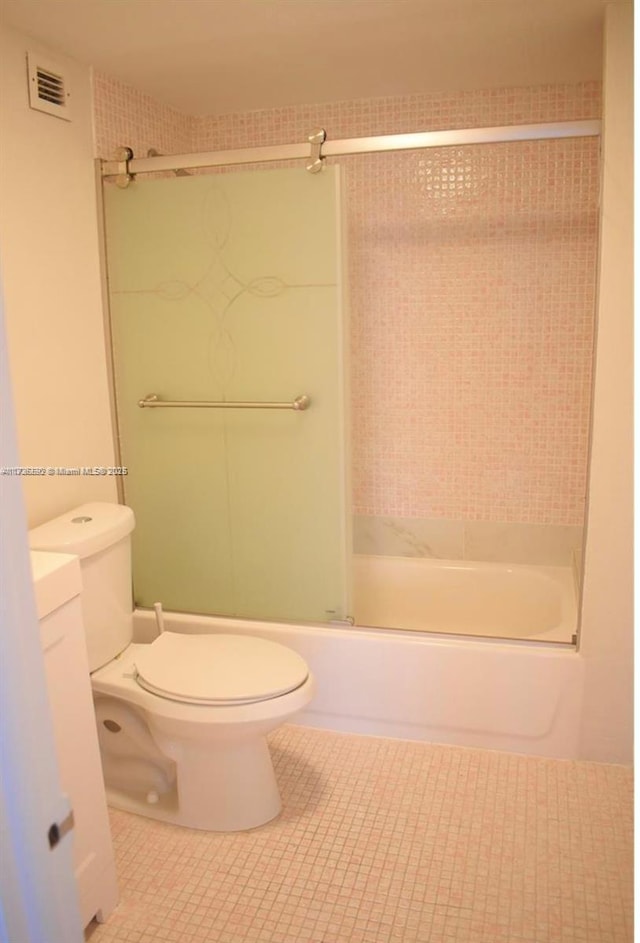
left=104, top=167, right=350, bottom=623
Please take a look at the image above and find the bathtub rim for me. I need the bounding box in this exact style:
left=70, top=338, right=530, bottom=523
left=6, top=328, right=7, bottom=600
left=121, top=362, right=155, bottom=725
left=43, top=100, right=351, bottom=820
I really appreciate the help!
left=133, top=604, right=577, bottom=651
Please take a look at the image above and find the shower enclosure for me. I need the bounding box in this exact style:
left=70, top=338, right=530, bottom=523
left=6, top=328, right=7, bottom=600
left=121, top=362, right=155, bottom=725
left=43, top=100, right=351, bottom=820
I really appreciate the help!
left=101, top=118, right=599, bottom=641
left=103, top=166, right=351, bottom=624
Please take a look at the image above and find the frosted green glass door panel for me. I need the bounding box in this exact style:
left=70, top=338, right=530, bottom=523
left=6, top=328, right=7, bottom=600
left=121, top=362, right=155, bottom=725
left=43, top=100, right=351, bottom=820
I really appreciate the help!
left=104, top=167, right=350, bottom=622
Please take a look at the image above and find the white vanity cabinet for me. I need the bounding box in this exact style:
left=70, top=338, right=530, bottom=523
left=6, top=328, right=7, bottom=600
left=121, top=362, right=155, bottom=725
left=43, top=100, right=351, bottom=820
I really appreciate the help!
left=31, top=550, right=118, bottom=928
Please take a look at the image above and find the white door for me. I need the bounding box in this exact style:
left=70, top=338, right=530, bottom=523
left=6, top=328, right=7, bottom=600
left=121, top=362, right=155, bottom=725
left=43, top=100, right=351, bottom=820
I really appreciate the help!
left=0, top=292, right=83, bottom=943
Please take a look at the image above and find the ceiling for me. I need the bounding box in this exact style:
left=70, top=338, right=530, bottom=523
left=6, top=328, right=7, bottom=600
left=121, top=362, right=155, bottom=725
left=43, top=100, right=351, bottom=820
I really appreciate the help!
left=0, top=0, right=605, bottom=115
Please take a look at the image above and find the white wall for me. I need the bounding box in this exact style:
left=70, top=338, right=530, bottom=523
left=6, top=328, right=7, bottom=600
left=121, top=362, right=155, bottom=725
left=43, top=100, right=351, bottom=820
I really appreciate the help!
left=0, top=27, right=116, bottom=526
left=578, top=2, right=634, bottom=763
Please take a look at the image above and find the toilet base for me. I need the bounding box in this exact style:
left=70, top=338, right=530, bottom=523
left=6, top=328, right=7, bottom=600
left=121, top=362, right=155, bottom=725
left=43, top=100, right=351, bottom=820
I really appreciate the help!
left=105, top=734, right=283, bottom=832
left=170, top=734, right=283, bottom=831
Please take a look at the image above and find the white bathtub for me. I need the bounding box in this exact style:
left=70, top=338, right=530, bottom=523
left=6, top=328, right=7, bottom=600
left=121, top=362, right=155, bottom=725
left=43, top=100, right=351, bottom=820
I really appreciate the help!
left=134, top=596, right=584, bottom=760
left=352, top=555, right=577, bottom=643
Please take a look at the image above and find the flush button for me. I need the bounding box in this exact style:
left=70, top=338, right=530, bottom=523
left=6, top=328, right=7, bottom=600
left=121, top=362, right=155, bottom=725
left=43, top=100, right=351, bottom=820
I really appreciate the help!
left=71, top=516, right=92, bottom=523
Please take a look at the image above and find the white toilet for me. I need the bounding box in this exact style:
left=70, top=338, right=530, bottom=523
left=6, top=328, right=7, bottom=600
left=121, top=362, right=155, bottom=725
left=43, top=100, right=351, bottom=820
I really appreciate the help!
left=29, top=502, right=315, bottom=832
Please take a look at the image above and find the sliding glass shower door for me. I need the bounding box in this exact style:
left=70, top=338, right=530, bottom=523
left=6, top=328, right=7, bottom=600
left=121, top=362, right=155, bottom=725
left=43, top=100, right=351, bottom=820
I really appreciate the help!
left=103, top=166, right=350, bottom=623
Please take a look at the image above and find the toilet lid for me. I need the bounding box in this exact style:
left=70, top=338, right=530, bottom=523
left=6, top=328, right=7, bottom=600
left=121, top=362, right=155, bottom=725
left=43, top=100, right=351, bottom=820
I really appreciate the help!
left=134, top=632, right=309, bottom=705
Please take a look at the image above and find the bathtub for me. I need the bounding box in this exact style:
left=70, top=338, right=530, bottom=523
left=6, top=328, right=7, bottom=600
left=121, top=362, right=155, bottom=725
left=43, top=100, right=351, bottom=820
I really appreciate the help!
left=352, top=555, right=577, bottom=643
left=134, top=556, right=584, bottom=759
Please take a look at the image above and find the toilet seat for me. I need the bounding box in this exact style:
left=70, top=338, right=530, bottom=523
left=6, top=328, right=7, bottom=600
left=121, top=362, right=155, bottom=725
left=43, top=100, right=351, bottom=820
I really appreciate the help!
left=134, top=632, right=309, bottom=706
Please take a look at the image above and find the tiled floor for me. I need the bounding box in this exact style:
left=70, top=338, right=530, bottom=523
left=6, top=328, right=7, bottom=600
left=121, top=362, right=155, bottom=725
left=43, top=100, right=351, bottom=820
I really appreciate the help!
left=87, top=725, right=633, bottom=943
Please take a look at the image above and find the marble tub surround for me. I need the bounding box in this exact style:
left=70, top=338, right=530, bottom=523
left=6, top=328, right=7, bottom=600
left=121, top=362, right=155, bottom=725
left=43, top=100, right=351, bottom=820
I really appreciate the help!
left=572, top=545, right=584, bottom=597
left=463, top=520, right=584, bottom=566
left=354, top=514, right=465, bottom=559
left=354, top=515, right=583, bottom=567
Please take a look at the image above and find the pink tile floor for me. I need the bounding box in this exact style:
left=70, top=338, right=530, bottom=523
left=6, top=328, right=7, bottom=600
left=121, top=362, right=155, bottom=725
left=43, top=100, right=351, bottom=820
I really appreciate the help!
left=87, top=725, right=633, bottom=943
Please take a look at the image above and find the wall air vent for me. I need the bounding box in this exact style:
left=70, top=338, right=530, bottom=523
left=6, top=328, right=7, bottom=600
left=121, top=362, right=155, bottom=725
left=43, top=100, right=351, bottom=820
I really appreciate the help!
left=27, top=52, right=72, bottom=121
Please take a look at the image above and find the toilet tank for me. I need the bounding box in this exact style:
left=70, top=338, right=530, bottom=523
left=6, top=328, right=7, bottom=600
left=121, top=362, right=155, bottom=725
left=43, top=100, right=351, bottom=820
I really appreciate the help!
left=29, top=503, right=135, bottom=672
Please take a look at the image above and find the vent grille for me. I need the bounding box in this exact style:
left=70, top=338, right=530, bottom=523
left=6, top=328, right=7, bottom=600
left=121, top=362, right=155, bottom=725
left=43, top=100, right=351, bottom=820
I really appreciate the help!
left=27, top=52, right=72, bottom=120
left=36, top=67, right=65, bottom=106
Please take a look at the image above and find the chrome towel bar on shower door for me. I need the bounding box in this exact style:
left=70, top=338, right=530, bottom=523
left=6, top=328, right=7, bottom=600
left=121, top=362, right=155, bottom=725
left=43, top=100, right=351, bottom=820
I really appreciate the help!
left=137, top=393, right=312, bottom=411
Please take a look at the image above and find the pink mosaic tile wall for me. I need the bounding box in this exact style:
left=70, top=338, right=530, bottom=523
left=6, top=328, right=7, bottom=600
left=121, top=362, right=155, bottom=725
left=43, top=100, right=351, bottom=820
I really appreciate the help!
left=94, top=76, right=600, bottom=526
left=93, top=72, right=192, bottom=165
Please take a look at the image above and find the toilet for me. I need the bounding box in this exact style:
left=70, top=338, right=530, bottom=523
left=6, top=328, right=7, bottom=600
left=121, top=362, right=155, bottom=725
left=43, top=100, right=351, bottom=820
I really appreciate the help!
left=29, top=502, right=315, bottom=832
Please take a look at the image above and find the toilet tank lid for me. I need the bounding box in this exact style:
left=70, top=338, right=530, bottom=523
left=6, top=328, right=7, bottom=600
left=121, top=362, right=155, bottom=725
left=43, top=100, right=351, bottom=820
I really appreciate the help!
left=29, top=502, right=135, bottom=559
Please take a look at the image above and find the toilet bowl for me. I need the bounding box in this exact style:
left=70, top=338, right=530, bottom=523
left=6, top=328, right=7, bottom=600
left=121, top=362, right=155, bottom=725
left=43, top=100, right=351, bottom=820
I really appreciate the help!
left=92, top=634, right=314, bottom=831
left=29, top=502, right=315, bottom=832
